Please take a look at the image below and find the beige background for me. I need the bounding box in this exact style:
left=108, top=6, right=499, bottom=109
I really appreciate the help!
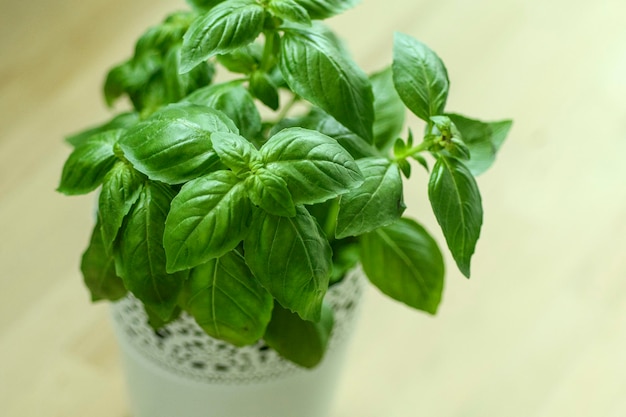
left=2, top=0, right=626, bottom=416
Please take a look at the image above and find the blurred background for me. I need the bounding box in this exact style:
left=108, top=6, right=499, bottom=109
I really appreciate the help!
left=1, top=0, right=626, bottom=416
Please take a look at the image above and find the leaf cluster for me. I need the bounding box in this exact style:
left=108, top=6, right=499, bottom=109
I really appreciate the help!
left=58, top=0, right=511, bottom=368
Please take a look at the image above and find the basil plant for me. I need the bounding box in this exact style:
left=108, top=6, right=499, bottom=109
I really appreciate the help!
left=58, top=0, right=511, bottom=368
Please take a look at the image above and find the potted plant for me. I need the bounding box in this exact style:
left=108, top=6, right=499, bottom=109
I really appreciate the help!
left=58, top=0, right=511, bottom=416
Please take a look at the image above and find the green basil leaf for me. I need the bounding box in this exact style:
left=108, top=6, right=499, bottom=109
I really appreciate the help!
left=428, top=156, right=482, bottom=277
left=246, top=168, right=296, bottom=217
left=360, top=218, right=444, bottom=314
left=294, top=0, right=360, bottom=19
left=164, top=170, right=251, bottom=272
left=118, top=103, right=238, bottom=184
left=181, top=0, right=266, bottom=73
left=336, top=158, right=405, bottom=239
left=65, top=112, right=139, bottom=148
left=280, top=27, right=374, bottom=142
left=392, top=32, right=449, bottom=122
left=81, top=220, right=127, bottom=302
left=182, top=250, right=273, bottom=346
left=261, top=127, right=363, bottom=204
left=115, top=182, right=186, bottom=321
left=98, top=162, right=145, bottom=253
left=244, top=206, right=331, bottom=321
left=185, top=82, right=262, bottom=142
left=269, top=0, right=311, bottom=25
left=370, top=67, right=405, bottom=152
left=211, top=132, right=261, bottom=175
left=58, top=130, right=120, bottom=195
left=263, top=302, right=333, bottom=368
left=249, top=70, right=280, bottom=110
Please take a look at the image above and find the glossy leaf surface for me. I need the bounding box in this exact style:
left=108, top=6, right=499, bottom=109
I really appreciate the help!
left=244, top=206, right=331, bottom=321
left=428, top=156, right=483, bottom=277
left=280, top=28, right=374, bottom=142
left=261, top=127, right=363, bottom=205
left=392, top=33, right=449, bottom=122
left=98, top=162, right=145, bottom=252
left=360, top=218, right=444, bottom=314
left=58, top=130, right=120, bottom=195
left=181, top=0, right=265, bottom=72
left=336, top=158, right=405, bottom=239
left=119, top=103, right=237, bottom=184
left=115, top=182, right=186, bottom=320
left=164, top=170, right=251, bottom=272
left=183, top=250, right=273, bottom=346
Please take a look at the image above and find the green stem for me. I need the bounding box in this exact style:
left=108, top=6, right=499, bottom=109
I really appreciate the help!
left=394, top=140, right=431, bottom=161
left=261, top=30, right=276, bottom=72
left=323, top=198, right=340, bottom=242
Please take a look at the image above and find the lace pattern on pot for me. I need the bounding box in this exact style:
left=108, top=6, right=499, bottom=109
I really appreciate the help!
left=111, top=266, right=365, bottom=384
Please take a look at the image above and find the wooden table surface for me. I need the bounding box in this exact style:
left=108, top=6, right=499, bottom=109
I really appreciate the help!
left=2, top=0, right=626, bottom=416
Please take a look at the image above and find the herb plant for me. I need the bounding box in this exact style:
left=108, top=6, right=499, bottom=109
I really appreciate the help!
left=58, top=0, right=511, bottom=368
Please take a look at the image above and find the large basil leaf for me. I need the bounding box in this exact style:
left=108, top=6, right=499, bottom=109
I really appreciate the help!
left=392, top=32, right=449, bottom=122
left=428, top=156, right=482, bottom=277
left=263, top=302, right=333, bottom=368
left=261, top=127, right=363, bottom=205
left=294, top=0, right=360, bottom=19
left=58, top=129, right=120, bottom=195
left=98, top=162, right=145, bottom=253
left=370, top=67, right=405, bottom=152
left=246, top=168, right=296, bottom=217
left=115, top=182, right=186, bottom=321
left=280, top=28, right=374, bottom=142
left=81, top=220, right=127, bottom=302
left=181, top=0, right=266, bottom=72
left=182, top=250, right=273, bottom=346
left=336, top=158, right=404, bottom=239
left=360, top=218, right=444, bottom=314
left=185, top=82, right=262, bottom=142
left=244, top=206, right=332, bottom=321
left=118, top=103, right=238, bottom=184
left=164, top=170, right=251, bottom=272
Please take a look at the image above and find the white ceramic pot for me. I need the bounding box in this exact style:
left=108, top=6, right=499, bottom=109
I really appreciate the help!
left=110, top=267, right=365, bottom=417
